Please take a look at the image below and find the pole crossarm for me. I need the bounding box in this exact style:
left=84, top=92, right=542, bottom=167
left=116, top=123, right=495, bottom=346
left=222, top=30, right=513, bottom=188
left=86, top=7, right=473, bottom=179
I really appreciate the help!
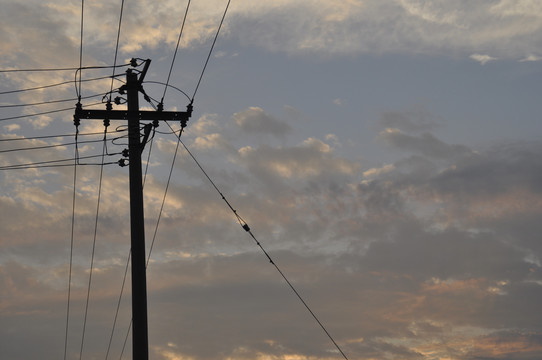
left=74, top=108, right=191, bottom=122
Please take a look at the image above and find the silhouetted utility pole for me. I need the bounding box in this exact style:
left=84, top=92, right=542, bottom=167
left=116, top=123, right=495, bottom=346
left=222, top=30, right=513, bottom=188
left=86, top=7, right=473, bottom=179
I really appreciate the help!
left=74, top=59, right=192, bottom=360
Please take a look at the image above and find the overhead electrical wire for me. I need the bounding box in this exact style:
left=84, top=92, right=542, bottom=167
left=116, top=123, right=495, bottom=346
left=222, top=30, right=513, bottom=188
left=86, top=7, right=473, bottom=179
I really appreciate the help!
left=147, top=125, right=185, bottom=264
left=0, top=101, right=103, bottom=122
left=0, top=152, right=122, bottom=170
left=0, top=129, right=127, bottom=142
left=0, top=162, right=119, bottom=170
left=0, top=74, right=124, bottom=95
left=143, top=81, right=191, bottom=101
left=0, top=107, right=76, bottom=122
left=0, top=64, right=130, bottom=73
left=79, top=130, right=108, bottom=360
left=191, top=0, right=231, bottom=101
left=64, top=127, right=79, bottom=360
left=0, top=137, right=116, bottom=154
left=102, top=5, right=132, bottom=357
left=77, top=0, right=85, bottom=101
left=142, top=0, right=232, bottom=273
left=179, top=139, right=350, bottom=360
left=161, top=0, right=191, bottom=104
left=119, top=319, right=131, bottom=360
left=0, top=92, right=109, bottom=108
left=65, top=3, right=84, bottom=357
left=108, top=0, right=125, bottom=98
left=104, top=252, right=130, bottom=360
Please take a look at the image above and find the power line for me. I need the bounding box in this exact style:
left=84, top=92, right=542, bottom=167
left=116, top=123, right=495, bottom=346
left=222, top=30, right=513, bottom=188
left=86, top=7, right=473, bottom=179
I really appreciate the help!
left=0, top=64, right=129, bottom=73
left=0, top=129, right=127, bottom=142
left=161, top=0, right=191, bottom=103
left=0, top=102, right=103, bottom=122
left=0, top=92, right=108, bottom=108
left=191, top=0, right=231, bottom=101
left=78, top=0, right=85, bottom=101
left=179, top=138, right=350, bottom=360
left=147, top=126, right=184, bottom=265
left=79, top=131, right=108, bottom=360
left=109, top=0, right=125, bottom=97
left=0, top=138, right=117, bottom=154
left=105, top=251, right=131, bottom=360
left=0, top=152, right=122, bottom=170
left=0, top=161, right=119, bottom=170
left=0, top=74, right=124, bottom=95
left=64, top=132, right=79, bottom=360
left=143, top=81, right=190, bottom=101
left=0, top=107, right=74, bottom=122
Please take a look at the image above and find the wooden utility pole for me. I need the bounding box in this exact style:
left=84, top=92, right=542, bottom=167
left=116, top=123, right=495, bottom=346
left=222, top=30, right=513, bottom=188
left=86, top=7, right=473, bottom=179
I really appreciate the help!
left=74, top=59, right=191, bottom=360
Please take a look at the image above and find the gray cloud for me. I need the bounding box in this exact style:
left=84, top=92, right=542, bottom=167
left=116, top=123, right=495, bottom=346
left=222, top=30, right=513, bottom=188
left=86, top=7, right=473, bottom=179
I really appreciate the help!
left=378, top=128, right=473, bottom=160
left=378, top=106, right=441, bottom=133
left=233, top=107, right=292, bottom=138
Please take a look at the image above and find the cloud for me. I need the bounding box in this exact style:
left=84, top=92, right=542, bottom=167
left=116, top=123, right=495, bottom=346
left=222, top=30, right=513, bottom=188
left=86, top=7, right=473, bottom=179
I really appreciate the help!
left=3, top=0, right=542, bottom=75
left=3, top=124, right=20, bottom=132
left=377, top=106, right=441, bottom=133
left=237, top=137, right=358, bottom=182
left=377, top=128, right=472, bottom=160
left=470, top=53, right=498, bottom=65
left=229, top=0, right=542, bottom=58
left=520, top=54, right=542, bottom=62
left=233, top=107, right=292, bottom=138
left=333, top=98, right=344, bottom=106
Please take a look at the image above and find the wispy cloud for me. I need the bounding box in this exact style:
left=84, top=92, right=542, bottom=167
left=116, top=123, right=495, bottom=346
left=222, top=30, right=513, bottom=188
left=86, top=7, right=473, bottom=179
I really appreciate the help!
left=470, top=53, right=498, bottom=65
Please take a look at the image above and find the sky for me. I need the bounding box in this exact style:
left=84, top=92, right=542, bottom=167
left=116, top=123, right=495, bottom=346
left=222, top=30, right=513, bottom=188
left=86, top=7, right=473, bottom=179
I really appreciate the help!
left=1, top=0, right=542, bottom=359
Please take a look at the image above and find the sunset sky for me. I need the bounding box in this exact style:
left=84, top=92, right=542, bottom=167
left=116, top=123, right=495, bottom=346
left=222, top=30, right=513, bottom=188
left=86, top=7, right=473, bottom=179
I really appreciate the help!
left=1, top=1, right=542, bottom=359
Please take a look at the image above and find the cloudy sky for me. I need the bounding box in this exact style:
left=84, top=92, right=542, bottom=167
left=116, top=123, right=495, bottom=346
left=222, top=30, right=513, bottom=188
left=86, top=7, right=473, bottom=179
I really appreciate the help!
left=1, top=1, right=542, bottom=359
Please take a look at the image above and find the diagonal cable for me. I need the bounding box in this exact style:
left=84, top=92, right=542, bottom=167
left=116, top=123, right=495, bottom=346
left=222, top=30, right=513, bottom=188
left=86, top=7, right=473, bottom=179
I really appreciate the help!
left=179, top=138, right=350, bottom=360
left=105, top=251, right=131, bottom=360
left=191, top=0, right=231, bottom=101
left=79, top=129, right=108, bottom=360
left=64, top=131, right=79, bottom=360
left=147, top=126, right=184, bottom=265
left=109, top=0, right=125, bottom=97
left=161, top=0, right=191, bottom=104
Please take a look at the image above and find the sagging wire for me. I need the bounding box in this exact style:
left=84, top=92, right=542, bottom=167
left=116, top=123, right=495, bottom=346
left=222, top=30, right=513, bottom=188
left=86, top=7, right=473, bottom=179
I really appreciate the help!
left=179, top=139, right=350, bottom=360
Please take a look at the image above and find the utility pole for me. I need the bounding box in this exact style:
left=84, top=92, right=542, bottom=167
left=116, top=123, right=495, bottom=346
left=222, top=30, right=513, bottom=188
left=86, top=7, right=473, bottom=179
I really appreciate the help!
left=74, top=59, right=192, bottom=360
